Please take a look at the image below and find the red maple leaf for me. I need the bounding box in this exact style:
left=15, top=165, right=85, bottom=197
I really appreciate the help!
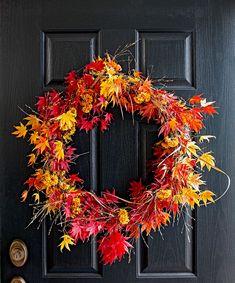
left=82, top=74, right=94, bottom=86
left=85, top=221, right=105, bottom=237
left=65, top=70, right=78, bottom=84
left=158, top=122, right=170, bottom=137
left=78, top=119, right=94, bottom=133
left=98, top=232, right=133, bottom=265
left=36, top=96, right=47, bottom=113
left=85, top=59, right=105, bottom=73
left=65, top=70, right=78, bottom=94
left=65, top=146, right=77, bottom=158
left=69, top=221, right=83, bottom=241
left=50, top=104, right=61, bottom=117
left=203, top=105, right=218, bottom=116
left=97, top=96, right=106, bottom=108
left=69, top=220, right=89, bottom=242
left=105, top=112, right=113, bottom=123
left=139, top=102, right=158, bottom=122
left=49, top=123, right=60, bottom=138
left=51, top=159, right=70, bottom=172
left=24, top=177, right=35, bottom=188
left=49, top=189, right=62, bottom=208
left=100, top=119, right=109, bottom=132
left=64, top=195, right=74, bottom=219
left=69, top=174, right=84, bottom=184
left=129, top=180, right=144, bottom=197
left=102, top=189, right=119, bottom=204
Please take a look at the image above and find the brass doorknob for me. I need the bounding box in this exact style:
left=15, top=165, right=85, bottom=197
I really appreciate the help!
left=10, top=276, right=26, bottom=283
left=9, top=239, right=28, bottom=267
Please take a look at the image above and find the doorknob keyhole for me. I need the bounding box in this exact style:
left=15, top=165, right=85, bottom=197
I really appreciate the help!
left=9, top=240, right=28, bottom=267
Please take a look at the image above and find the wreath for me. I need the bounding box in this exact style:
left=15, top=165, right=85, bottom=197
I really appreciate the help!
left=13, top=47, right=229, bottom=265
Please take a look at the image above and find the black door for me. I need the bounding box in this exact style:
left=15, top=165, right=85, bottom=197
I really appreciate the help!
left=1, top=0, right=235, bottom=282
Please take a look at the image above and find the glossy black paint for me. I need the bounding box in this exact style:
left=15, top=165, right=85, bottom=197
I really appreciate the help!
left=1, top=0, right=235, bottom=282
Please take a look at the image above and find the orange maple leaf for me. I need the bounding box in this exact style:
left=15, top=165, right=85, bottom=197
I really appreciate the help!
left=169, top=118, right=178, bottom=132
left=188, top=118, right=204, bottom=133
left=33, top=137, right=50, bottom=153
left=24, top=115, right=41, bottom=130
left=12, top=123, right=27, bottom=138
left=27, top=153, right=36, bottom=166
left=189, top=94, right=203, bottom=104
left=21, top=190, right=28, bottom=202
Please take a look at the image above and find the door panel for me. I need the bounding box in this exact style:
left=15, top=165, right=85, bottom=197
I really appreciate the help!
left=1, top=0, right=235, bottom=282
left=43, top=31, right=98, bottom=88
left=137, top=31, right=195, bottom=90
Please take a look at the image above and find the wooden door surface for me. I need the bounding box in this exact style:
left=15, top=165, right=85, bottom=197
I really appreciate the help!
left=1, top=0, right=235, bottom=282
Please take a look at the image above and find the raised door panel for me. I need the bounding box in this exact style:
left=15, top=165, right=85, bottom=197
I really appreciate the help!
left=136, top=31, right=195, bottom=90
left=43, top=31, right=99, bottom=88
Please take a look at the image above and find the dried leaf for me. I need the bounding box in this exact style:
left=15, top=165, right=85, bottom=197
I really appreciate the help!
left=27, top=153, right=36, bottom=166
left=32, top=193, right=40, bottom=204
left=185, top=141, right=200, bottom=157
left=12, top=123, right=27, bottom=138
left=199, top=190, right=215, bottom=205
left=198, top=152, right=215, bottom=171
left=58, top=234, right=75, bottom=252
left=54, top=141, right=64, bottom=161
left=56, top=109, right=77, bottom=131
left=21, top=190, right=28, bottom=202
left=33, top=137, right=50, bottom=153
left=199, top=135, right=216, bottom=143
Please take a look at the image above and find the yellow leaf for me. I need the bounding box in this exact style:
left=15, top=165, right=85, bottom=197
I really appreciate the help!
left=169, top=118, right=177, bottom=132
left=58, top=234, right=75, bottom=252
left=187, top=172, right=205, bottom=190
left=32, top=193, right=40, bottom=204
left=56, top=108, right=77, bottom=131
left=162, top=136, right=179, bottom=148
left=185, top=141, right=200, bottom=157
left=21, top=190, right=28, bottom=202
left=181, top=187, right=199, bottom=208
left=27, top=153, right=36, bottom=166
left=100, top=76, right=124, bottom=106
left=156, top=189, right=172, bottom=200
left=199, top=190, right=215, bottom=206
left=173, top=194, right=183, bottom=204
left=197, top=152, right=215, bottom=171
left=199, top=135, right=216, bottom=143
left=128, top=75, right=140, bottom=83
left=54, top=141, right=64, bottom=161
left=63, top=126, right=76, bottom=143
left=12, top=123, right=27, bottom=138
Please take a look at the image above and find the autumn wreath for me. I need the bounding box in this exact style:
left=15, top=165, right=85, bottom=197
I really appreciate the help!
left=13, top=47, right=229, bottom=265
